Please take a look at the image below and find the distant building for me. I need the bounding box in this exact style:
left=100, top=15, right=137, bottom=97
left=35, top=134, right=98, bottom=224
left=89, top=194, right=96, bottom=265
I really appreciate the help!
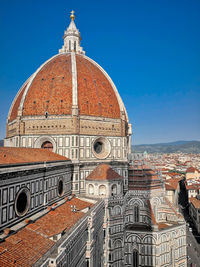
left=165, top=178, right=181, bottom=207
left=189, top=196, right=200, bottom=234
left=186, top=167, right=200, bottom=180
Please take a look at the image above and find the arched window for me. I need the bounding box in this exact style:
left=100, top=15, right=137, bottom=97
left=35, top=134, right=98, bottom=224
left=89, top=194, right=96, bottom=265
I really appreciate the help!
left=113, top=206, right=121, bottom=216
left=114, top=240, right=122, bottom=267
left=134, top=205, right=139, bottom=223
left=41, top=141, right=53, bottom=151
left=99, top=185, right=106, bottom=196
left=74, top=41, right=76, bottom=51
left=133, top=250, right=139, bottom=267
left=111, top=184, right=117, bottom=195
left=88, top=184, right=94, bottom=195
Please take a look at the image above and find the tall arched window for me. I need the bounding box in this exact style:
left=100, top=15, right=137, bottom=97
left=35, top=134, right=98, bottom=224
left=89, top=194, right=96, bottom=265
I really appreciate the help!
left=74, top=41, right=76, bottom=51
left=111, top=184, right=117, bottom=195
left=114, top=240, right=122, bottom=267
left=134, top=205, right=139, bottom=223
left=88, top=184, right=94, bottom=195
left=99, top=185, right=106, bottom=196
left=133, top=250, right=139, bottom=267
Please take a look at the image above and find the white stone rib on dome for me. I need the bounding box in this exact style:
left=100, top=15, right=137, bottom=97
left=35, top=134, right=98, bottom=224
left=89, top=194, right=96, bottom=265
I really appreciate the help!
left=82, top=54, right=129, bottom=122
left=18, top=54, right=65, bottom=113
left=7, top=75, right=33, bottom=121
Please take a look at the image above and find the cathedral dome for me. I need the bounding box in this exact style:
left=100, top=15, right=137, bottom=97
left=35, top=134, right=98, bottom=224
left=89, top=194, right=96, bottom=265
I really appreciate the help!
left=8, top=11, right=128, bottom=124
left=5, top=11, right=132, bottom=153
left=8, top=53, right=124, bottom=122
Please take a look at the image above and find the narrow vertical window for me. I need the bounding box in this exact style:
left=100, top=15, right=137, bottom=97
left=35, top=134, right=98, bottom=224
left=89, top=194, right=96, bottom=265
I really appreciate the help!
left=133, top=250, right=139, bottom=267
left=134, top=205, right=139, bottom=222
left=74, top=41, right=76, bottom=51
left=69, top=40, right=71, bottom=51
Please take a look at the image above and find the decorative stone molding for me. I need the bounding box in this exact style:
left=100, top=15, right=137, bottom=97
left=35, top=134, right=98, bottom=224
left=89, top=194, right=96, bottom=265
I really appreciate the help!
left=34, top=136, right=57, bottom=152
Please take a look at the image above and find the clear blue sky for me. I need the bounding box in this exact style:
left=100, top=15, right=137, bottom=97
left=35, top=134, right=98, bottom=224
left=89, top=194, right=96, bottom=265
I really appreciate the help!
left=0, top=0, right=200, bottom=145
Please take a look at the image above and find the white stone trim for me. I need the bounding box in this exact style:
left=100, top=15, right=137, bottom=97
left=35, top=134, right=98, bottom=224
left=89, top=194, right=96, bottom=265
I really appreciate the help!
left=81, top=55, right=129, bottom=122
left=71, top=52, right=78, bottom=107
left=34, top=135, right=57, bottom=153
left=7, top=75, right=33, bottom=121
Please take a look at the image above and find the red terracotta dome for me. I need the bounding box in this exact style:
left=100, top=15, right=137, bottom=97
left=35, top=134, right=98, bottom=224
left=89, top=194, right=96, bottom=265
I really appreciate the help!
left=8, top=53, right=126, bottom=122
left=8, top=13, right=129, bottom=125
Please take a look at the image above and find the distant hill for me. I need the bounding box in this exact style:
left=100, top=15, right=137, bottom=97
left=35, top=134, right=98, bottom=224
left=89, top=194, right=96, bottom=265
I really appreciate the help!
left=132, top=140, right=200, bottom=154
left=0, top=140, right=4, bottom=147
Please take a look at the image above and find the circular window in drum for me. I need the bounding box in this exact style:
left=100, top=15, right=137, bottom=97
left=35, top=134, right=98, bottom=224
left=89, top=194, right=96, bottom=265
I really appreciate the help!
left=94, top=141, right=103, bottom=154
left=92, top=137, right=111, bottom=159
left=14, top=188, right=31, bottom=217
left=58, top=179, right=64, bottom=197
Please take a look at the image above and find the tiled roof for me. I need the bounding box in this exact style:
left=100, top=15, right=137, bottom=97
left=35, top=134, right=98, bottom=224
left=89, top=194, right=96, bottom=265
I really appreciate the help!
left=165, top=178, right=181, bottom=191
left=0, top=227, right=54, bottom=267
left=165, top=184, right=175, bottom=191
left=23, top=54, right=72, bottom=117
left=76, top=55, right=120, bottom=118
left=9, top=82, right=28, bottom=122
left=186, top=184, right=200, bottom=190
left=158, top=223, right=169, bottom=230
left=86, top=164, right=123, bottom=181
left=186, top=166, right=200, bottom=173
left=0, top=147, right=69, bottom=165
left=190, top=197, right=200, bottom=209
left=0, top=198, right=93, bottom=266
left=26, top=198, right=93, bottom=237
left=9, top=54, right=121, bottom=121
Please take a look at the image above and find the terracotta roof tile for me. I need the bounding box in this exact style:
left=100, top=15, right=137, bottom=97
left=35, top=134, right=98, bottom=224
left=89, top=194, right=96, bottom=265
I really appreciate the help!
left=86, top=164, right=122, bottom=181
left=76, top=55, right=120, bottom=118
left=0, top=228, right=54, bottom=267
left=0, top=198, right=93, bottom=266
left=0, top=147, right=69, bottom=165
left=23, top=54, right=72, bottom=117
left=165, top=178, right=181, bottom=190
left=186, top=166, right=200, bottom=173
left=190, top=197, right=200, bottom=209
left=26, top=198, right=92, bottom=237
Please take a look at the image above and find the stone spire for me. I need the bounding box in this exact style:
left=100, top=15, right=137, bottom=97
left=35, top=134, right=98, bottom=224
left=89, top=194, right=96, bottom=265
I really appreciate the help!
left=59, top=11, right=85, bottom=54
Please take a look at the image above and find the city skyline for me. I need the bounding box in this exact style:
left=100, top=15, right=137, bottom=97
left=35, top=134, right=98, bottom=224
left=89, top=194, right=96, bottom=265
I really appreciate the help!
left=0, top=0, right=200, bottom=144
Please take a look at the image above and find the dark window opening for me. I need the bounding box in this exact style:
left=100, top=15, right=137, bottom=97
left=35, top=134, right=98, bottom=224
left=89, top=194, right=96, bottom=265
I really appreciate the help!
left=94, top=141, right=103, bottom=154
left=69, top=40, right=71, bottom=51
left=41, top=141, right=53, bottom=151
left=58, top=180, right=64, bottom=196
left=15, top=189, right=30, bottom=217
left=16, top=192, right=27, bottom=214
left=133, top=250, right=139, bottom=267
left=134, top=205, right=139, bottom=223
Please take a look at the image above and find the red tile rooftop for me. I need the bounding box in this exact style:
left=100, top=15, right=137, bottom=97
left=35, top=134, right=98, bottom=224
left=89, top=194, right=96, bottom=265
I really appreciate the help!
left=186, top=184, right=200, bottom=190
left=26, top=198, right=93, bottom=237
left=0, top=197, right=93, bottom=266
left=0, top=147, right=69, bottom=165
left=190, top=197, right=200, bottom=209
left=165, top=178, right=182, bottom=190
left=186, top=166, right=200, bottom=173
left=86, top=164, right=123, bottom=181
